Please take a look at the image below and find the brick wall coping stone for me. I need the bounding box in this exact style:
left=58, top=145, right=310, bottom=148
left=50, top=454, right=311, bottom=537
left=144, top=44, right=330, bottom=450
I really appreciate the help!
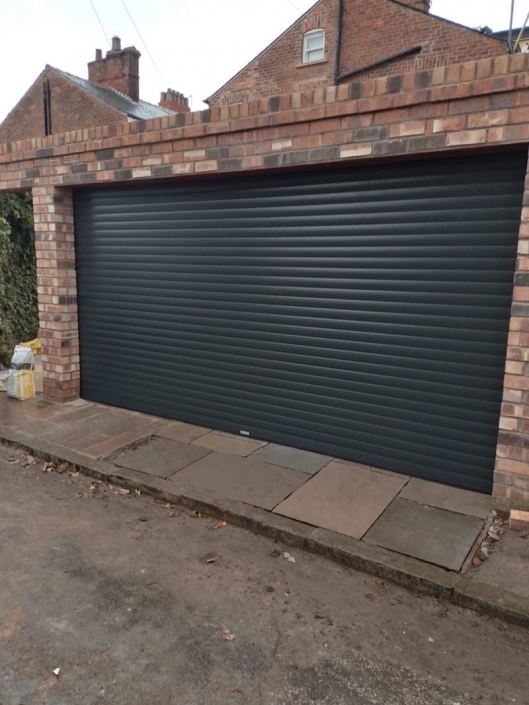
left=1, top=53, right=529, bottom=190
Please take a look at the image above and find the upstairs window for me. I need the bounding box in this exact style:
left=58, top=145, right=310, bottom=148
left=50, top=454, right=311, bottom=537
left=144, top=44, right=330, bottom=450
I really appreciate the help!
left=303, top=29, right=325, bottom=63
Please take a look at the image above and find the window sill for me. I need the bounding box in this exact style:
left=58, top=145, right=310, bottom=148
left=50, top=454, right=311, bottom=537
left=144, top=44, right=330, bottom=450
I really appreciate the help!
left=295, top=59, right=329, bottom=69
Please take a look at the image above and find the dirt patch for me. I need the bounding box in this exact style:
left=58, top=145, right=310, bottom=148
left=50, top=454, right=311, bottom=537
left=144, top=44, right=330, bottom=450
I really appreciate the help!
left=470, top=525, right=529, bottom=598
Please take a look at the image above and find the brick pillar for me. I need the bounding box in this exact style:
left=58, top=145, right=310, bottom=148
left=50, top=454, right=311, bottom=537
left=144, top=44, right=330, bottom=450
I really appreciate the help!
left=32, top=186, right=80, bottom=402
left=495, top=159, right=529, bottom=506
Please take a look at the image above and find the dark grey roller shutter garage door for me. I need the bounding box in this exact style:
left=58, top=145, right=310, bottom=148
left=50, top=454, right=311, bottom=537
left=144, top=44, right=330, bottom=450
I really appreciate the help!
left=74, top=151, right=526, bottom=493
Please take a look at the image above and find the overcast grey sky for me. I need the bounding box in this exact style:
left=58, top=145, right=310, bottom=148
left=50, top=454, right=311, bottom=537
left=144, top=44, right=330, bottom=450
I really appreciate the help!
left=0, top=0, right=526, bottom=122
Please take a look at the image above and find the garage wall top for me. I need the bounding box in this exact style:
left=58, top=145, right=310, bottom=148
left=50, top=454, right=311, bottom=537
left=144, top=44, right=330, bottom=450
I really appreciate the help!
left=1, top=52, right=529, bottom=194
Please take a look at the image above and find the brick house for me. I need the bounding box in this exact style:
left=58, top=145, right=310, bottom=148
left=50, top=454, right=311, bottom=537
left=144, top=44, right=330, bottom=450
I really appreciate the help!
left=206, top=0, right=506, bottom=106
left=0, top=37, right=190, bottom=143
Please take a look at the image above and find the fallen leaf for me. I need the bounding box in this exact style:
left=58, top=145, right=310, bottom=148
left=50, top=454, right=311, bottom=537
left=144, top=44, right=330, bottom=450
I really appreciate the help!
left=53, top=668, right=60, bottom=676
left=191, top=510, right=202, bottom=518
left=231, top=687, right=243, bottom=693
left=116, top=488, right=131, bottom=495
left=223, top=629, right=235, bottom=642
left=134, top=489, right=141, bottom=496
left=206, top=557, right=217, bottom=564
left=164, top=503, right=175, bottom=509
left=8, top=458, right=19, bottom=464
left=428, top=637, right=434, bottom=643
left=70, top=471, right=79, bottom=477
left=215, top=521, right=227, bottom=529
left=283, top=551, right=296, bottom=563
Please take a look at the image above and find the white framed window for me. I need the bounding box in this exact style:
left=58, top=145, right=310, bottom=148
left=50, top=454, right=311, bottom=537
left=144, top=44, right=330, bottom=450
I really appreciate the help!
left=303, top=29, right=325, bottom=63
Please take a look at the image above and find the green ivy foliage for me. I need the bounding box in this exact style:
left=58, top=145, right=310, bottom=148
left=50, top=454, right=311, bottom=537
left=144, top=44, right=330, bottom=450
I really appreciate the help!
left=0, top=193, right=39, bottom=367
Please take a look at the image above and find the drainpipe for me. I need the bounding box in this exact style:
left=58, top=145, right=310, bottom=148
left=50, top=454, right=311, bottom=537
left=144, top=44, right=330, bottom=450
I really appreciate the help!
left=43, top=79, right=52, bottom=137
left=508, top=0, right=515, bottom=52
left=334, top=0, right=344, bottom=84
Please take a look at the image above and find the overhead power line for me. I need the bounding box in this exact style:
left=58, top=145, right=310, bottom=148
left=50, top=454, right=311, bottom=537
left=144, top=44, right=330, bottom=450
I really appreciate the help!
left=287, top=0, right=303, bottom=13
left=120, top=0, right=167, bottom=87
left=89, top=0, right=111, bottom=47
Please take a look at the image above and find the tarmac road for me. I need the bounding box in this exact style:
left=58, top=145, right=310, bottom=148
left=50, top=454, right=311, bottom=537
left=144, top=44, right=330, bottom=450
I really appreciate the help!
left=0, top=441, right=528, bottom=705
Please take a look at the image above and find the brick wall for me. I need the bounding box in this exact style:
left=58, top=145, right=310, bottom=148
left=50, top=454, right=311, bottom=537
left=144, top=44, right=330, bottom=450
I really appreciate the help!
left=496, top=192, right=529, bottom=508
left=207, top=0, right=505, bottom=106
left=1, top=52, right=529, bottom=503
left=32, top=186, right=79, bottom=403
left=0, top=67, right=125, bottom=143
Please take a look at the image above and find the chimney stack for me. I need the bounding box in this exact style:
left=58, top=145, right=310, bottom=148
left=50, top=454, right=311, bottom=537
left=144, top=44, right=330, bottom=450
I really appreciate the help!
left=88, top=36, right=141, bottom=102
left=159, top=89, right=191, bottom=113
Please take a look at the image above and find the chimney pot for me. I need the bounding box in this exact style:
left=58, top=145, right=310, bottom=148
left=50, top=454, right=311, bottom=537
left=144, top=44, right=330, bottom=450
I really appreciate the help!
left=111, top=36, right=121, bottom=52
left=95, top=48, right=103, bottom=61
left=158, top=87, right=191, bottom=114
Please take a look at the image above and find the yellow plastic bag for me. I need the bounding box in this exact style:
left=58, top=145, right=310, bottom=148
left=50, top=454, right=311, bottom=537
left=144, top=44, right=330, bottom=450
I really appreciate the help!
left=19, top=338, right=41, bottom=356
left=7, top=346, right=36, bottom=400
left=9, top=370, right=35, bottom=401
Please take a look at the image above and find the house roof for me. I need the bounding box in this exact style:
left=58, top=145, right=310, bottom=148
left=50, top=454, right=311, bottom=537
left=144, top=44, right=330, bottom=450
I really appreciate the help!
left=50, top=67, right=173, bottom=121
left=493, top=27, right=529, bottom=41
left=206, top=0, right=506, bottom=104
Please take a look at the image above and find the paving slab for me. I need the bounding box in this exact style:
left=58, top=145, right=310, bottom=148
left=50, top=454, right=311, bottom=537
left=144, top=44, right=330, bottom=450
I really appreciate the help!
left=399, top=477, right=492, bottom=519
left=155, top=422, right=211, bottom=443
left=273, top=460, right=408, bottom=538
left=64, top=398, right=92, bottom=407
left=364, top=498, right=485, bottom=572
left=111, top=437, right=212, bottom=478
left=1, top=399, right=64, bottom=424
left=83, top=425, right=167, bottom=458
left=2, top=417, right=58, bottom=438
left=0, top=396, right=101, bottom=426
left=47, top=404, right=107, bottom=426
left=0, top=396, right=47, bottom=424
left=250, top=442, right=332, bottom=475
left=39, top=408, right=161, bottom=455
left=169, top=451, right=308, bottom=510
left=192, top=431, right=267, bottom=457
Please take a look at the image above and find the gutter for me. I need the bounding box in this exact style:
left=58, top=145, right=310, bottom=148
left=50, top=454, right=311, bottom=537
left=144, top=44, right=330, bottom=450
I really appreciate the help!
left=334, top=0, right=345, bottom=84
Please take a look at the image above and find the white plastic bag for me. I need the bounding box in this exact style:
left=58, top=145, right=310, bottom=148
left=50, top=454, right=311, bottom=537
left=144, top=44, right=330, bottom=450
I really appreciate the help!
left=7, top=345, right=36, bottom=400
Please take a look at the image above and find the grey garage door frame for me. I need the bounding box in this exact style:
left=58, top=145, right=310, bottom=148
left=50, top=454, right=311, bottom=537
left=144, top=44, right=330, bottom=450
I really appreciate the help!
left=74, top=150, right=527, bottom=493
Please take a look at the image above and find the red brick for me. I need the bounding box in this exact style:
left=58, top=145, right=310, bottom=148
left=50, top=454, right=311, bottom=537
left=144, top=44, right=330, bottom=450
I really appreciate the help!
left=510, top=509, right=529, bottom=530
